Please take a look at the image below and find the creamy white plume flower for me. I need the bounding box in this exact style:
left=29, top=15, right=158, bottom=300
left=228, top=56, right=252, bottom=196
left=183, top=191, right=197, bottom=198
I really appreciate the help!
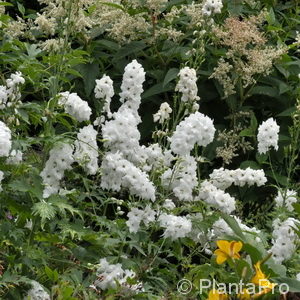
left=170, top=112, right=215, bottom=155
left=94, top=258, right=137, bottom=290
left=74, top=125, right=99, bottom=175
left=126, top=206, right=156, bottom=233
left=158, top=213, right=192, bottom=240
left=58, top=92, right=92, bottom=122
left=94, top=75, right=114, bottom=117
left=274, top=189, right=298, bottom=212
left=197, top=180, right=236, bottom=214
left=257, top=118, right=280, bottom=154
left=40, top=143, right=74, bottom=198
left=209, top=167, right=267, bottom=189
left=0, top=120, right=12, bottom=157
left=26, top=280, right=50, bottom=300
left=161, top=155, right=198, bottom=201
left=175, top=67, right=200, bottom=103
left=153, top=102, right=172, bottom=124
left=101, top=152, right=156, bottom=201
left=270, top=218, right=299, bottom=264
left=202, top=0, right=223, bottom=16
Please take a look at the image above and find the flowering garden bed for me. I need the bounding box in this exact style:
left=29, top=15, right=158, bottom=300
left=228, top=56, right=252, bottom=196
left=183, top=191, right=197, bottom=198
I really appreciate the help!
left=0, top=0, right=300, bottom=299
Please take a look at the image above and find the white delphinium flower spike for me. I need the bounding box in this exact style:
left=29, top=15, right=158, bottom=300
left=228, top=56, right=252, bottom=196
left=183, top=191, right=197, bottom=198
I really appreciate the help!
left=0, top=120, right=12, bottom=157
left=94, top=74, right=114, bottom=118
left=74, top=125, right=99, bottom=175
left=58, top=92, right=92, bottom=122
left=170, top=111, right=215, bottom=156
left=126, top=206, right=156, bottom=233
left=40, top=143, right=74, bottom=198
left=175, top=67, right=200, bottom=103
left=257, top=118, right=279, bottom=154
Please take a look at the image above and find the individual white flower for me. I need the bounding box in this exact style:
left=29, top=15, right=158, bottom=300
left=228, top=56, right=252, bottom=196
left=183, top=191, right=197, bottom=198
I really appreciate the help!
left=202, top=0, right=223, bottom=16
left=26, top=280, right=50, bottom=300
left=40, top=142, right=74, bottom=198
left=0, top=170, right=4, bottom=192
left=274, top=189, right=298, bottom=212
left=101, top=152, right=156, bottom=201
left=175, top=67, right=200, bottom=102
left=58, top=92, right=92, bottom=122
left=6, top=149, right=23, bottom=164
left=94, top=75, right=114, bottom=117
left=161, top=155, right=198, bottom=201
left=170, top=111, right=215, bottom=155
left=153, top=102, right=172, bottom=124
left=163, top=199, right=176, bottom=210
left=94, top=258, right=136, bottom=290
left=6, top=71, right=25, bottom=88
left=197, top=180, right=236, bottom=214
left=270, top=218, right=299, bottom=264
left=0, top=120, right=12, bottom=157
left=257, top=118, right=280, bottom=154
left=158, top=213, right=192, bottom=240
left=74, top=125, right=99, bottom=175
left=0, top=85, right=8, bottom=109
left=126, top=205, right=156, bottom=233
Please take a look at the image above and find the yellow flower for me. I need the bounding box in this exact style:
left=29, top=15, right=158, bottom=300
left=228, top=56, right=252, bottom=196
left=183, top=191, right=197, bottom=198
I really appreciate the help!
left=207, top=289, right=229, bottom=300
left=214, top=240, right=243, bottom=264
left=251, top=261, right=277, bottom=295
left=237, top=288, right=251, bottom=299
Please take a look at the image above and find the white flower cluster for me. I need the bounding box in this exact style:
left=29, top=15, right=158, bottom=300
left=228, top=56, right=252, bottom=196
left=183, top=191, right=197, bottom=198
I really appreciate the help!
left=153, top=102, right=172, bottom=124
left=202, top=0, right=223, bottom=16
left=158, top=213, right=192, bottom=240
left=163, top=199, right=176, bottom=210
left=0, top=71, right=25, bottom=109
left=175, top=67, right=200, bottom=103
left=0, top=120, right=12, bottom=157
left=170, top=112, right=215, bottom=155
left=209, top=167, right=267, bottom=189
left=40, top=143, right=74, bottom=198
left=102, top=108, right=141, bottom=163
left=197, top=180, right=236, bottom=214
left=0, top=170, right=4, bottom=192
left=119, top=59, right=145, bottom=114
left=94, top=258, right=136, bottom=290
left=100, top=152, right=156, bottom=201
left=74, top=125, right=99, bottom=175
left=274, top=189, right=298, bottom=212
left=161, top=155, right=198, bottom=201
left=212, top=217, right=261, bottom=242
left=94, top=75, right=114, bottom=118
left=58, top=92, right=92, bottom=122
left=6, top=149, right=23, bottom=164
left=26, top=281, right=50, bottom=300
left=270, top=218, right=299, bottom=264
left=257, top=118, right=280, bottom=154
left=297, top=273, right=300, bottom=281
left=139, top=143, right=166, bottom=172
left=126, top=206, right=156, bottom=233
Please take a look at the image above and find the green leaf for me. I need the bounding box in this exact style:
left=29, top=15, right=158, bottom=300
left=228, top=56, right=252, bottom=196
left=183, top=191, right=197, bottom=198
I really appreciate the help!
left=276, top=107, right=296, bottom=117
left=249, top=86, right=278, bottom=98
left=163, top=68, right=179, bottom=88
left=45, top=266, right=59, bottom=282
left=240, top=160, right=260, bottom=170
left=273, top=277, right=300, bottom=292
left=17, top=2, right=25, bottom=15
left=142, top=82, right=173, bottom=100
left=219, top=213, right=246, bottom=241
left=99, top=2, right=125, bottom=11
left=77, top=62, right=100, bottom=97
left=32, top=201, right=56, bottom=226
left=114, top=41, right=147, bottom=59
left=0, top=2, right=14, bottom=6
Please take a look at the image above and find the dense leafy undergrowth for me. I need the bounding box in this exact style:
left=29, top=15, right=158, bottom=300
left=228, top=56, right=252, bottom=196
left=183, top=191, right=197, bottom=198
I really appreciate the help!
left=0, top=0, right=300, bottom=299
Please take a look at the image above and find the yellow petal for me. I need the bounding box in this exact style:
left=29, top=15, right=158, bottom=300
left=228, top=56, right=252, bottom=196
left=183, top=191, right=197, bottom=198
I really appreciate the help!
left=214, top=249, right=228, bottom=264
left=216, top=240, right=231, bottom=255
left=231, top=241, right=243, bottom=255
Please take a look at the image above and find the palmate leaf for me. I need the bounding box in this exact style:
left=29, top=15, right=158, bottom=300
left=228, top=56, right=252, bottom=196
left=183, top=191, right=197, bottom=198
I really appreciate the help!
left=51, top=199, right=83, bottom=219
left=32, top=201, right=56, bottom=226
